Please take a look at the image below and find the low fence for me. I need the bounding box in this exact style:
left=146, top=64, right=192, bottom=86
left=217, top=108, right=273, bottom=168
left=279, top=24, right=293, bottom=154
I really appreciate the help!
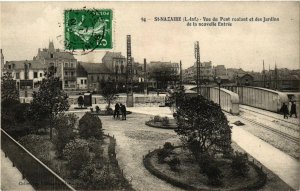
left=1, top=129, right=75, bottom=191
left=69, top=95, right=166, bottom=107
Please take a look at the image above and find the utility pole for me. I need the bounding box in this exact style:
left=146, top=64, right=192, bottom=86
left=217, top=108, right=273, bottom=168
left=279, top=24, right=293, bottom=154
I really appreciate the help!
left=275, top=62, right=278, bottom=90
left=179, top=60, right=182, bottom=87
left=126, top=35, right=134, bottom=107
left=144, top=58, right=148, bottom=94
left=194, top=41, right=201, bottom=94
left=262, top=60, right=266, bottom=88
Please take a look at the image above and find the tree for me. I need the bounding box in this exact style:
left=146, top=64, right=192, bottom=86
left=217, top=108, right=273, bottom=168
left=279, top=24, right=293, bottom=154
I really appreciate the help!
left=79, top=112, right=103, bottom=139
left=1, top=72, right=26, bottom=132
left=1, top=72, right=19, bottom=102
left=100, top=80, right=118, bottom=109
left=78, top=96, right=84, bottom=108
left=148, top=64, right=179, bottom=91
left=28, top=66, right=69, bottom=139
left=174, top=94, right=232, bottom=161
left=53, top=113, right=78, bottom=157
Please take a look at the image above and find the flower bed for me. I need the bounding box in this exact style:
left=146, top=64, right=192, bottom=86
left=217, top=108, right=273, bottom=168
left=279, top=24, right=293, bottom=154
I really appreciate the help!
left=143, top=147, right=267, bottom=191
left=145, top=120, right=177, bottom=129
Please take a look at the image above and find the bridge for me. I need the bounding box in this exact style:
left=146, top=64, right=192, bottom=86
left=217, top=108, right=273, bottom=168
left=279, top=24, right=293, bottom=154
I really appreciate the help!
left=186, top=85, right=299, bottom=116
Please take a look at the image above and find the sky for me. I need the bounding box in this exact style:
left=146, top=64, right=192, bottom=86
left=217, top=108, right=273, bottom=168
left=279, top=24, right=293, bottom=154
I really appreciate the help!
left=1, top=2, right=299, bottom=71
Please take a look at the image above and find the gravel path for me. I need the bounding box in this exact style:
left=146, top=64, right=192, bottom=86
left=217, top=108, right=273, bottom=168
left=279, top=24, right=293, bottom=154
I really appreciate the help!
left=76, top=112, right=183, bottom=191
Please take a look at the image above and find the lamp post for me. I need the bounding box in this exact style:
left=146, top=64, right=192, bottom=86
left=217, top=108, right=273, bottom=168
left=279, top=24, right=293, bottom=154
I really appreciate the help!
left=216, top=77, right=221, bottom=107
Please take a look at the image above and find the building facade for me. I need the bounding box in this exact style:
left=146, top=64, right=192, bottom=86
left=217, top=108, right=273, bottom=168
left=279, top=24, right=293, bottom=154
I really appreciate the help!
left=33, top=41, right=78, bottom=90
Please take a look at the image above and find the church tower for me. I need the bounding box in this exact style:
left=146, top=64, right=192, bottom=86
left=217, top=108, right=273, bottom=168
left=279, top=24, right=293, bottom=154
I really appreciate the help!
left=49, top=40, right=55, bottom=53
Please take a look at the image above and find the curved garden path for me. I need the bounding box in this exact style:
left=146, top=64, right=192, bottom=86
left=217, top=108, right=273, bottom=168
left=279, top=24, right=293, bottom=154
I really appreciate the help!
left=98, top=113, right=182, bottom=191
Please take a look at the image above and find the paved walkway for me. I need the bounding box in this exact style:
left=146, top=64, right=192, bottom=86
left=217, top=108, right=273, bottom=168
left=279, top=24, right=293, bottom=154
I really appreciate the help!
left=231, top=125, right=300, bottom=190
left=126, top=106, right=300, bottom=190
left=1, top=150, right=35, bottom=191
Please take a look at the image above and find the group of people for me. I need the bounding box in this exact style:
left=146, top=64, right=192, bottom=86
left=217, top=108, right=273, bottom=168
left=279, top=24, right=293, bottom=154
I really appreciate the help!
left=280, top=101, right=297, bottom=119
left=113, top=103, right=127, bottom=120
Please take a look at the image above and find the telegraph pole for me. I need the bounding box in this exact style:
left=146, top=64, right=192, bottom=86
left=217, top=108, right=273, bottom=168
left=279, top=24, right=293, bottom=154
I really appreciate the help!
left=179, top=60, right=182, bottom=87
left=144, top=58, right=148, bottom=94
left=126, top=35, right=134, bottom=107
left=262, top=60, right=266, bottom=88
left=194, top=41, right=201, bottom=94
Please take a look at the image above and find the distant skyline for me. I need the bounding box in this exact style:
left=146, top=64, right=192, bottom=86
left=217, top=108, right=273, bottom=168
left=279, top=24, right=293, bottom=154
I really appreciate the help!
left=1, top=2, right=299, bottom=72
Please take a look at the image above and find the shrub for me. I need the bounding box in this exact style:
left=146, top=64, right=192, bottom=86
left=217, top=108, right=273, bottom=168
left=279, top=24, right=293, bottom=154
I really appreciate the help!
left=198, top=153, right=213, bottom=174
left=231, top=151, right=249, bottom=177
left=53, top=113, right=77, bottom=157
left=161, top=117, right=169, bottom=126
left=106, top=107, right=113, bottom=115
left=163, top=142, right=174, bottom=150
left=95, top=106, right=101, bottom=113
left=153, top=115, right=161, bottom=123
left=157, top=149, right=170, bottom=164
left=63, top=139, right=90, bottom=176
left=205, top=162, right=223, bottom=186
left=167, top=157, right=180, bottom=171
left=79, top=112, right=103, bottom=139
left=90, top=108, right=94, bottom=112
left=19, top=134, right=52, bottom=165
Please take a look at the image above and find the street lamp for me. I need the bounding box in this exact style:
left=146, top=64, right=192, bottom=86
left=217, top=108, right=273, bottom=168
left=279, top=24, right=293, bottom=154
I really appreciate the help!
left=215, top=77, right=222, bottom=107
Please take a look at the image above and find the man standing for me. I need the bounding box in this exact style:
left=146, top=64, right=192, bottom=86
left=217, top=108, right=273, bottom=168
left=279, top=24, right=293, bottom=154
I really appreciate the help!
left=280, top=103, right=289, bottom=119
left=121, top=103, right=127, bottom=120
left=113, top=103, right=120, bottom=119
left=290, top=101, right=297, bottom=118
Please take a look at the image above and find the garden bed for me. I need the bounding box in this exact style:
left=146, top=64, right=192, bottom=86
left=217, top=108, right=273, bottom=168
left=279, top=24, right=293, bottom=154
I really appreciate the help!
left=145, top=120, right=177, bottom=129
left=90, top=110, right=132, bottom=116
left=143, top=146, right=267, bottom=191
left=74, top=107, right=88, bottom=110
left=18, top=134, right=133, bottom=190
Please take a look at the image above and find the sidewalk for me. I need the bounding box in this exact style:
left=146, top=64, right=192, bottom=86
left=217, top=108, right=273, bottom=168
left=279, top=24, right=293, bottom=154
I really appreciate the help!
left=1, top=150, right=35, bottom=191
left=231, top=125, right=300, bottom=190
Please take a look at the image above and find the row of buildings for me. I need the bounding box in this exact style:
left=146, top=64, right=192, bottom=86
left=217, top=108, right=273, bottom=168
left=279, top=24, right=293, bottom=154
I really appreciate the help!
left=1, top=42, right=180, bottom=95
left=182, top=61, right=300, bottom=91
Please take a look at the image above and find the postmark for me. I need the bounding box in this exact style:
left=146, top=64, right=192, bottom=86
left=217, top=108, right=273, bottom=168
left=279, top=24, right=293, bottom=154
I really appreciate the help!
left=64, top=9, right=112, bottom=53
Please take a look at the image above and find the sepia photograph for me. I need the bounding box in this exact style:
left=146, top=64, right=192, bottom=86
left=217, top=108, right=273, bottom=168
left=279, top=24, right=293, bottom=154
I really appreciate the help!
left=0, top=1, right=299, bottom=191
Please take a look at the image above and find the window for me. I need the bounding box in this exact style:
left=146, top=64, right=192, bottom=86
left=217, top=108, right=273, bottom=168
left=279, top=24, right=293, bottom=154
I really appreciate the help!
left=65, top=71, right=68, bottom=76
left=71, top=72, right=74, bottom=76
left=16, top=73, right=20, bottom=79
left=65, top=80, right=68, bottom=85
left=65, top=63, right=68, bottom=67
left=50, top=54, right=53, bottom=58
left=34, top=72, right=38, bottom=78
left=81, top=79, right=83, bottom=84
left=91, top=76, right=94, bottom=81
left=71, top=63, right=74, bottom=68
left=84, top=80, right=87, bottom=84
left=40, top=73, right=43, bottom=77
left=8, top=65, right=11, bottom=69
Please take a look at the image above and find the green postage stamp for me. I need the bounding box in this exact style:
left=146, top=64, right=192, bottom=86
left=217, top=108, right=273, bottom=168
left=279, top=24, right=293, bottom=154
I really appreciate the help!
left=64, top=9, right=112, bottom=51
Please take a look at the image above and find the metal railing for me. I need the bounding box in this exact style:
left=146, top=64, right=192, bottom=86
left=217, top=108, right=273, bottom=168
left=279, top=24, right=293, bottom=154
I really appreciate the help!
left=1, top=129, right=76, bottom=191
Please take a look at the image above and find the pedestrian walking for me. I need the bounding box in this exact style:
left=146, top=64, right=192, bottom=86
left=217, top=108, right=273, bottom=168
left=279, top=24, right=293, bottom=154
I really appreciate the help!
left=120, top=103, right=127, bottom=120
left=280, top=103, right=289, bottom=119
left=290, top=101, right=297, bottom=118
left=113, top=103, right=120, bottom=119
